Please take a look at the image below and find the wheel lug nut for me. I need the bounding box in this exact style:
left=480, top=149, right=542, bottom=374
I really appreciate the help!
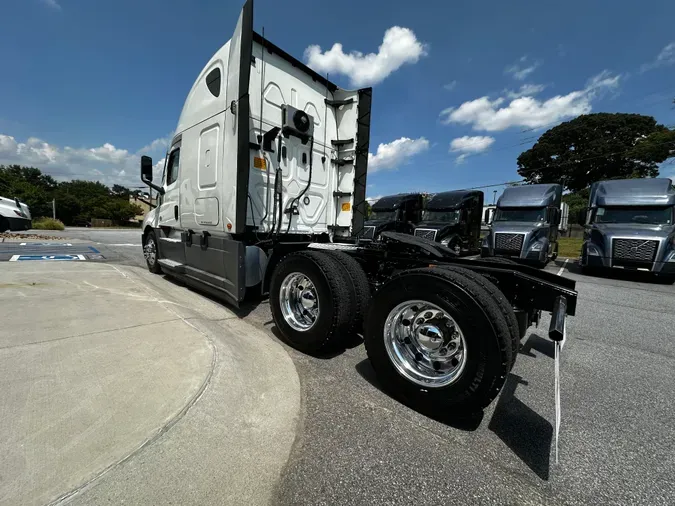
left=439, top=348, right=447, bottom=355
left=416, top=318, right=425, bottom=325
left=424, top=312, right=433, bottom=319
left=448, top=342, right=456, bottom=349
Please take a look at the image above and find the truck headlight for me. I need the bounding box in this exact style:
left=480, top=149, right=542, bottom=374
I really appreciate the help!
left=530, top=242, right=543, bottom=251
left=440, top=237, right=450, bottom=246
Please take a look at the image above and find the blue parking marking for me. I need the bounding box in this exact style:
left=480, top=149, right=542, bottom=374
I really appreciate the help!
left=88, top=246, right=101, bottom=253
left=9, top=254, right=86, bottom=261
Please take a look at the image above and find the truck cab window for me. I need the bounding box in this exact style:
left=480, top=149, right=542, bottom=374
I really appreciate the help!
left=205, top=68, right=221, bottom=97
left=166, top=149, right=181, bottom=186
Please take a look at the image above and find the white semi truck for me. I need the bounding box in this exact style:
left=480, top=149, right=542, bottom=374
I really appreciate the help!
left=139, top=0, right=578, bottom=420
left=0, top=196, right=31, bottom=232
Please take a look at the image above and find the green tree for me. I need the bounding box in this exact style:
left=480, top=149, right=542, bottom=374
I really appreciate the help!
left=111, top=184, right=130, bottom=198
left=517, top=113, right=675, bottom=192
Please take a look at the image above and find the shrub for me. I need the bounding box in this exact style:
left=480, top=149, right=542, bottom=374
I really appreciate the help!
left=32, top=217, right=65, bottom=231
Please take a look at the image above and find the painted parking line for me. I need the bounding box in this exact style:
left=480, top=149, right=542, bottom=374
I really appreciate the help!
left=557, top=258, right=569, bottom=276
left=20, top=242, right=73, bottom=246
left=9, top=254, right=87, bottom=261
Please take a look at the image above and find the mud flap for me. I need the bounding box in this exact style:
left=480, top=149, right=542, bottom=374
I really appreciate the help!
left=549, top=295, right=567, bottom=464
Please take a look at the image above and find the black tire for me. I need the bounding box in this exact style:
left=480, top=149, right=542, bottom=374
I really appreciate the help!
left=439, top=266, right=521, bottom=371
left=364, top=267, right=512, bottom=416
left=143, top=229, right=163, bottom=274
left=270, top=250, right=353, bottom=355
left=322, top=250, right=371, bottom=336
left=0, top=217, right=9, bottom=233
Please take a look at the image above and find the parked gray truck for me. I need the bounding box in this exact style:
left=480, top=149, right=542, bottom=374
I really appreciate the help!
left=481, top=184, right=563, bottom=268
left=414, top=190, right=483, bottom=255
left=580, top=178, right=675, bottom=279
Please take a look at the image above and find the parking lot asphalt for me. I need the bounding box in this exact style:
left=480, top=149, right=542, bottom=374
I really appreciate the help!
left=246, top=259, right=675, bottom=506
left=4, top=229, right=675, bottom=506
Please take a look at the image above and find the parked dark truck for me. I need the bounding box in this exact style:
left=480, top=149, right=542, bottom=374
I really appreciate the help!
left=481, top=184, right=563, bottom=268
left=413, top=190, right=483, bottom=255
left=360, top=193, right=423, bottom=241
left=581, top=178, right=675, bottom=279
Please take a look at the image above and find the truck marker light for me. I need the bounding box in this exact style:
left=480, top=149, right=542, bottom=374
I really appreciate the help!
left=254, top=156, right=267, bottom=170
left=227, top=223, right=232, bottom=230
left=341, top=203, right=351, bottom=212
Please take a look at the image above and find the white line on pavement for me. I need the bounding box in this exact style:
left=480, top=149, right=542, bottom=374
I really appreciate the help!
left=557, top=258, right=569, bottom=276
left=96, top=243, right=141, bottom=247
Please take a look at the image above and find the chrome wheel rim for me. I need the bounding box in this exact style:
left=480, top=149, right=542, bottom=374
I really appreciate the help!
left=279, top=273, right=320, bottom=332
left=144, top=236, right=157, bottom=265
left=384, top=300, right=467, bottom=388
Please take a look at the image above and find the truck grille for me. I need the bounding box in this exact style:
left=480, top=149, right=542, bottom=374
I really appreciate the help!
left=414, top=229, right=438, bottom=241
left=612, top=239, right=658, bottom=263
left=359, top=226, right=376, bottom=240
left=494, top=233, right=524, bottom=254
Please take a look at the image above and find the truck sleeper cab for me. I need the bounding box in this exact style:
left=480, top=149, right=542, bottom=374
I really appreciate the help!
left=359, top=193, right=423, bottom=241
left=481, top=184, right=563, bottom=268
left=414, top=190, right=483, bottom=255
left=139, top=0, right=578, bottom=427
left=581, top=178, right=675, bottom=279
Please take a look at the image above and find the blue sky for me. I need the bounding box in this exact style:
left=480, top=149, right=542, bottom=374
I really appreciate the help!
left=1, top=0, right=675, bottom=199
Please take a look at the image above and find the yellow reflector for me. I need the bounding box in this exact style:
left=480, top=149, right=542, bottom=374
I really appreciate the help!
left=341, top=202, right=351, bottom=212
left=253, top=156, right=266, bottom=170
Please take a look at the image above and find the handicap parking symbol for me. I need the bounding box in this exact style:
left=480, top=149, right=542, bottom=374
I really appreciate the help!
left=9, top=254, right=87, bottom=261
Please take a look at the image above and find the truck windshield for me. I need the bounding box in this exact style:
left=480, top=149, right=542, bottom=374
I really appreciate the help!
left=593, top=206, right=673, bottom=225
left=369, top=210, right=396, bottom=221
left=494, top=207, right=546, bottom=222
left=422, top=210, right=460, bottom=223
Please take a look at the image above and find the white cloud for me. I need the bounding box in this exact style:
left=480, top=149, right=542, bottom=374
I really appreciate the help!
left=41, top=0, right=61, bottom=10
left=504, top=83, right=546, bottom=99
left=368, top=137, right=430, bottom=173
left=640, top=42, right=675, bottom=73
left=304, top=27, right=427, bottom=87
left=0, top=133, right=170, bottom=188
left=443, top=80, right=457, bottom=91
left=366, top=195, right=384, bottom=205
left=449, top=135, right=495, bottom=164
left=505, top=56, right=540, bottom=80
left=440, top=70, right=620, bottom=132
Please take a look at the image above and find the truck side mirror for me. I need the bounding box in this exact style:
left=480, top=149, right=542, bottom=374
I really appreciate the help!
left=553, top=208, right=561, bottom=226
left=141, top=155, right=153, bottom=182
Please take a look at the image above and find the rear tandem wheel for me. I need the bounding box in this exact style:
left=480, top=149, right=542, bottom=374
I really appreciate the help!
left=364, top=267, right=513, bottom=417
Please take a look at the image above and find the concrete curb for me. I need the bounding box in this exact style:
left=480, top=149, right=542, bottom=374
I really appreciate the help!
left=0, top=263, right=301, bottom=506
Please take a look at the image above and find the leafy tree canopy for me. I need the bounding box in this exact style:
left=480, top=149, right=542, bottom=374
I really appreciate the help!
left=517, top=113, right=675, bottom=192
left=0, top=165, right=143, bottom=226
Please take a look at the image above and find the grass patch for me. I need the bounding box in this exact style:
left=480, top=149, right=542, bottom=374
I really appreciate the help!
left=32, top=217, right=65, bottom=231
left=558, top=237, right=583, bottom=258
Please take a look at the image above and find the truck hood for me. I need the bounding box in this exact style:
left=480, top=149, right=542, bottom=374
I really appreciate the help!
left=591, top=222, right=674, bottom=238
left=490, top=222, right=547, bottom=233
left=415, top=221, right=461, bottom=237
